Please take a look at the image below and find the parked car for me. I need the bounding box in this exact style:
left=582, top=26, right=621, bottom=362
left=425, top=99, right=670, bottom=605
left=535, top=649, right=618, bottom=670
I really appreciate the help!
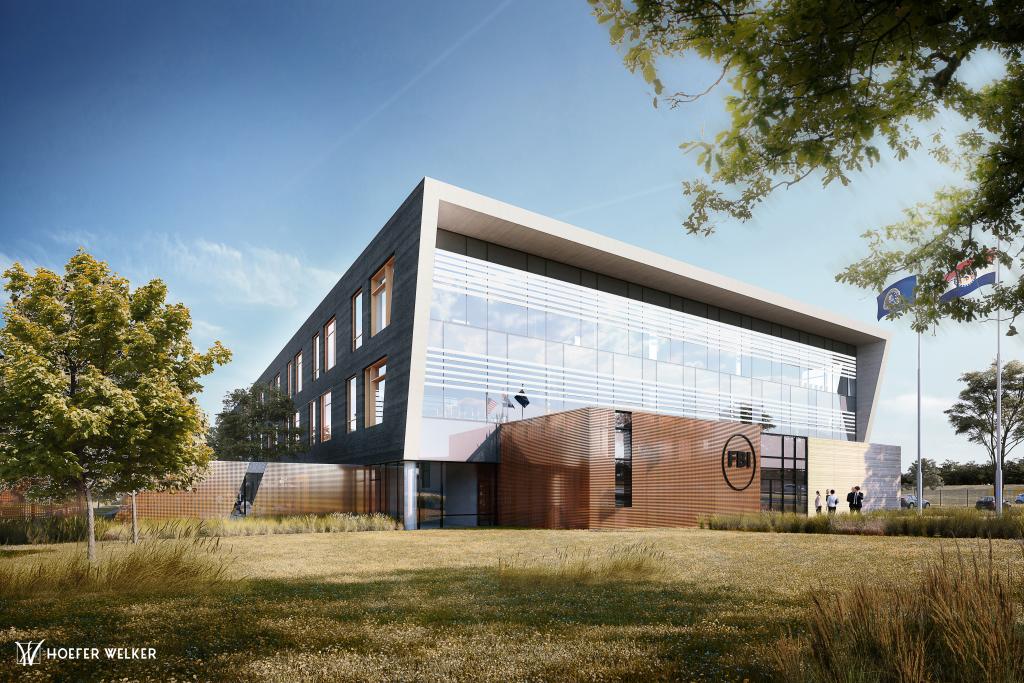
left=1015, top=492, right=1024, bottom=505
left=975, top=496, right=1013, bottom=511
left=900, top=495, right=930, bottom=509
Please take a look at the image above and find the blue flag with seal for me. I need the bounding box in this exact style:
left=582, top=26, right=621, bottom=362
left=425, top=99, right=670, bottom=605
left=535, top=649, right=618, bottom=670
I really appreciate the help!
left=877, top=275, right=917, bottom=320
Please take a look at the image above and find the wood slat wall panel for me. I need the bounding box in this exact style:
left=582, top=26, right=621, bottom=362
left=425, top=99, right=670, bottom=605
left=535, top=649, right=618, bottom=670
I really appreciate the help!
left=498, top=409, right=594, bottom=528
left=500, top=409, right=761, bottom=529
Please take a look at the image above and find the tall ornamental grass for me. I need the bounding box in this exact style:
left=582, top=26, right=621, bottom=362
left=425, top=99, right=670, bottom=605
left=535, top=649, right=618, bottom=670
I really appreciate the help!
left=0, top=515, right=117, bottom=545
left=0, top=536, right=230, bottom=599
left=0, top=512, right=399, bottom=545
left=702, top=509, right=1024, bottom=539
left=497, top=541, right=668, bottom=585
left=773, top=542, right=1024, bottom=683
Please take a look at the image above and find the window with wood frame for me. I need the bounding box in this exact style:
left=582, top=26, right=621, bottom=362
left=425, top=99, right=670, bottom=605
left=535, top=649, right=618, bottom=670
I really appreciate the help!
left=346, top=376, right=357, bottom=433
left=320, top=391, right=332, bottom=442
left=325, top=317, right=337, bottom=370
left=352, top=290, right=363, bottom=350
left=312, top=332, right=321, bottom=380
left=364, top=357, right=387, bottom=427
left=273, top=372, right=281, bottom=392
left=286, top=361, right=293, bottom=396
left=370, top=257, right=394, bottom=336
left=308, top=400, right=317, bottom=446
left=295, top=351, right=303, bottom=393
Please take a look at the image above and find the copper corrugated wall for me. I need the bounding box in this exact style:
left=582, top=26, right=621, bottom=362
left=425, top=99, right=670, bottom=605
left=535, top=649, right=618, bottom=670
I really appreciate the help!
left=121, top=461, right=249, bottom=520
left=0, top=489, right=85, bottom=519
left=119, top=461, right=405, bottom=521
left=499, top=408, right=762, bottom=529
left=253, top=463, right=355, bottom=516
left=498, top=408, right=595, bottom=528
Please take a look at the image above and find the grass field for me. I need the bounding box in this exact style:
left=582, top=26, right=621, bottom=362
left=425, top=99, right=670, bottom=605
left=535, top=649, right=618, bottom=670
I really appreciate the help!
left=1, top=528, right=1021, bottom=682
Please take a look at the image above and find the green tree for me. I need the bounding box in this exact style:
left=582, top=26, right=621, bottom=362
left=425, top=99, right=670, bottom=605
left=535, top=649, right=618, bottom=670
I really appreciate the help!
left=902, top=457, right=944, bottom=489
left=944, top=361, right=1024, bottom=490
left=0, top=251, right=230, bottom=562
left=208, top=383, right=304, bottom=461
left=590, top=0, right=1024, bottom=330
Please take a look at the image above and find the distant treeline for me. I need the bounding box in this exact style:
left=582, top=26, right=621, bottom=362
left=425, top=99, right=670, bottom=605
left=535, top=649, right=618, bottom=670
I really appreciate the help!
left=901, top=459, right=1024, bottom=486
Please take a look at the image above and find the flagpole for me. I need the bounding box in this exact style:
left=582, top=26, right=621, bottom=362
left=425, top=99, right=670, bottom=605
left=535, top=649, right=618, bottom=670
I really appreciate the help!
left=916, top=330, right=923, bottom=516
left=995, top=238, right=1004, bottom=516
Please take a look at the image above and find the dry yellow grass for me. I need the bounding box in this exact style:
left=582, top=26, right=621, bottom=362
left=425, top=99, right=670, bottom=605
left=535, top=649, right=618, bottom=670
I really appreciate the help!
left=1, top=528, right=1021, bottom=682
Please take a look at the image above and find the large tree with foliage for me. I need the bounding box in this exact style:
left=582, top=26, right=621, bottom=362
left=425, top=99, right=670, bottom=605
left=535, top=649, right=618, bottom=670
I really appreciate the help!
left=591, top=0, right=1024, bottom=330
left=0, top=251, right=231, bottom=562
left=945, top=360, right=1024, bottom=482
left=207, top=383, right=303, bottom=461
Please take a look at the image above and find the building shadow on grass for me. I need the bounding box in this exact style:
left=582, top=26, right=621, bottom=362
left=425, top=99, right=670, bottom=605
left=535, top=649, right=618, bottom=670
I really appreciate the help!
left=0, top=565, right=795, bottom=682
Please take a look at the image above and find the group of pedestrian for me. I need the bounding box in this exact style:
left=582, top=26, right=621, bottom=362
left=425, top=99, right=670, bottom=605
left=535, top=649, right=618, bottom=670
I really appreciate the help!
left=814, top=486, right=865, bottom=514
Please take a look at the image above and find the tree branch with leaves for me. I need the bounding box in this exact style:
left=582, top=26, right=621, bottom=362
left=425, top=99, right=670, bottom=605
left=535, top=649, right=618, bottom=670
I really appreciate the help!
left=591, top=0, right=1024, bottom=330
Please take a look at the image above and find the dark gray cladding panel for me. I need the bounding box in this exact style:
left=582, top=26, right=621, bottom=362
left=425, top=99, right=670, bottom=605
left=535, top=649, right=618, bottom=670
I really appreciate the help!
left=251, top=181, right=425, bottom=466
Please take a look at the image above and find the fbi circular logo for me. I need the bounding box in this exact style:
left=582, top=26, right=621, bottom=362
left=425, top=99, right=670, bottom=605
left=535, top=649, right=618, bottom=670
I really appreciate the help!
left=721, top=434, right=757, bottom=491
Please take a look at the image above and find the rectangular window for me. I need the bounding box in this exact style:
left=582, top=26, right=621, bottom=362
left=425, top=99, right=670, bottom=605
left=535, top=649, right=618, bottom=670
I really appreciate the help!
left=293, top=410, right=300, bottom=441
left=370, top=257, right=394, bottom=336
left=295, top=351, right=303, bottom=393
left=346, top=376, right=357, bottom=432
left=325, top=318, right=337, bottom=370
left=286, top=361, right=293, bottom=397
left=352, top=290, right=363, bottom=350
left=273, top=372, right=281, bottom=391
left=312, top=332, right=321, bottom=380
left=614, top=411, right=632, bottom=508
left=308, top=401, right=317, bottom=446
left=320, top=391, right=332, bottom=442
left=365, top=357, right=387, bottom=427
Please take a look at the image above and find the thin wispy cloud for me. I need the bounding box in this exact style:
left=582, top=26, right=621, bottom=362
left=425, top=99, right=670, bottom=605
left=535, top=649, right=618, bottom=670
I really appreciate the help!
left=557, top=181, right=680, bottom=219
left=282, top=0, right=513, bottom=194
left=880, top=392, right=953, bottom=415
left=160, top=237, right=337, bottom=309
left=191, top=318, right=225, bottom=340
left=49, top=229, right=98, bottom=249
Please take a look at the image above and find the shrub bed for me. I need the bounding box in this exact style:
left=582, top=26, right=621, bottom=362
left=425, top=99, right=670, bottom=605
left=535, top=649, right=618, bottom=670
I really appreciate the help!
left=701, top=508, right=1024, bottom=538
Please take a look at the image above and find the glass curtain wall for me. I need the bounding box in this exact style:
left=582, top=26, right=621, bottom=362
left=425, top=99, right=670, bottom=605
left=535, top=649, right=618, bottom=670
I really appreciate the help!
left=424, top=249, right=857, bottom=440
left=760, top=434, right=808, bottom=512
left=416, top=462, right=498, bottom=529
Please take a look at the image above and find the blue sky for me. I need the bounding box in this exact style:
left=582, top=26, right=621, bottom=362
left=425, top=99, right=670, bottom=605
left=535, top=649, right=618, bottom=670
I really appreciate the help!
left=0, top=1, right=1014, bottom=467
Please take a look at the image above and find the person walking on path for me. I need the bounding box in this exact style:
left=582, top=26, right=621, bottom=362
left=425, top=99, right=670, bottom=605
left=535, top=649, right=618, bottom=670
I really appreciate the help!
left=814, top=491, right=822, bottom=514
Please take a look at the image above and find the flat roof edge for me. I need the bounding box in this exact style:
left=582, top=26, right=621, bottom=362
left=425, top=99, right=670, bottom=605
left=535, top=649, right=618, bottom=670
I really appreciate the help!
left=423, top=178, right=888, bottom=348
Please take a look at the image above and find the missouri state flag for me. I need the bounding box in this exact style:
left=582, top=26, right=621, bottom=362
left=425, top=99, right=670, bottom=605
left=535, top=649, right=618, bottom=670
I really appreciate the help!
left=940, top=253, right=996, bottom=303
left=877, top=275, right=917, bottom=320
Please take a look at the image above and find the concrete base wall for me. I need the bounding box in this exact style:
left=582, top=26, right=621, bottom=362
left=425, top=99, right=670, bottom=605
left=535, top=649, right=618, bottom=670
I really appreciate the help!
left=807, top=438, right=901, bottom=514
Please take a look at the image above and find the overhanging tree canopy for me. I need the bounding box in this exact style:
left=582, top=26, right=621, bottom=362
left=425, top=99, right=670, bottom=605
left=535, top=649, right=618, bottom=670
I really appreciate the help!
left=591, top=0, right=1024, bottom=330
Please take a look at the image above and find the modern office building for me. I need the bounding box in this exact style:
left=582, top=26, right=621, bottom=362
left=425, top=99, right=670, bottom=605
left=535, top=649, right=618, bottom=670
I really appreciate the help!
left=240, top=178, right=900, bottom=530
